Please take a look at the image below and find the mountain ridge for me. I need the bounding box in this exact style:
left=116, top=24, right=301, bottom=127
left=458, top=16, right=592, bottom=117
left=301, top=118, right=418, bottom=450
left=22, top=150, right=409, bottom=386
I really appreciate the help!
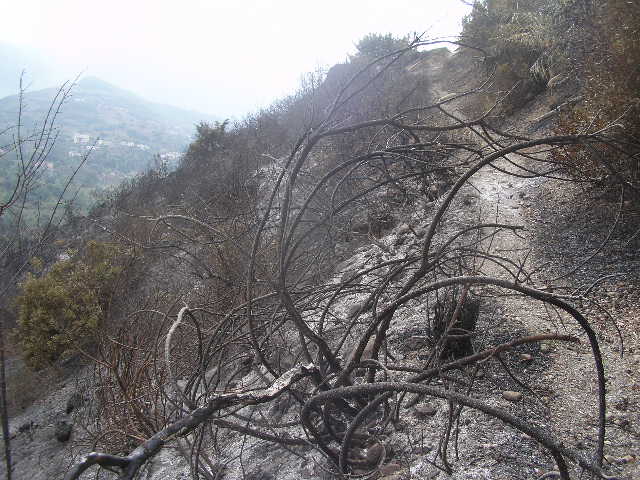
left=0, top=75, right=221, bottom=219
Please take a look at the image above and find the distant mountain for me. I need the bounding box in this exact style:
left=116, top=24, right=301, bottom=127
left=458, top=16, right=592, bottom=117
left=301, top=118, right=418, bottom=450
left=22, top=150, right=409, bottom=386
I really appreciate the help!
left=0, top=76, right=219, bottom=221
left=0, top=75, right=218, bottom=155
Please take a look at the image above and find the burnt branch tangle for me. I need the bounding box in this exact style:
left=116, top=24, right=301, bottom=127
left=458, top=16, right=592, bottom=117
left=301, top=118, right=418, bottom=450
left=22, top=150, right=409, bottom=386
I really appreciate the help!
left=56, top=38, right=639, bottom=480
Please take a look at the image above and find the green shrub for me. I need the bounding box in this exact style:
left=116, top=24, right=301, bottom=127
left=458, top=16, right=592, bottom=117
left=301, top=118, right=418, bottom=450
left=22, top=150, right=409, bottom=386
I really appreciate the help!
left=354, top=33, right=412, bottom=59
left=16, top=241, right=125, bottom=369
left=460, top=0, right=560, bottom=113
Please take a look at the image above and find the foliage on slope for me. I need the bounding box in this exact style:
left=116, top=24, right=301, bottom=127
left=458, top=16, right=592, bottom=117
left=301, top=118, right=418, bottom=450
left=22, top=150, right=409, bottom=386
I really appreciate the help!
left=461, top=0, right=640, bottom=196
left=16, top=241, right=128, bottom=369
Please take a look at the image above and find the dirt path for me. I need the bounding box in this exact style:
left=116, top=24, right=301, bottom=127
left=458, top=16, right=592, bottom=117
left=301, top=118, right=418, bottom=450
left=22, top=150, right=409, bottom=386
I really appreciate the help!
left=424, top=55, right=640, bottom=479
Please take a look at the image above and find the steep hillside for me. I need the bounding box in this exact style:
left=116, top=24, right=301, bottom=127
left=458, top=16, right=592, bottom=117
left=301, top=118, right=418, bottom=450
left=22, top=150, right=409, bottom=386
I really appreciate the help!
left=2, top=17, right=640, bottom=480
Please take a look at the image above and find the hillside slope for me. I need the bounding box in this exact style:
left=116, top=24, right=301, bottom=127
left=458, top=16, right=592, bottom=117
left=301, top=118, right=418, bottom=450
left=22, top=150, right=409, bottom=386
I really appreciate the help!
left=0, top=76, right=218, bottom=220
left=3, top=34, right=640, bottom=480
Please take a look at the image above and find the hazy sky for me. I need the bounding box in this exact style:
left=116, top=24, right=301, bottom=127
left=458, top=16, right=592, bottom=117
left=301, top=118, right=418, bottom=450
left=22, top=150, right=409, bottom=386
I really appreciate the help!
left=2, top=0, right=472, bottom=119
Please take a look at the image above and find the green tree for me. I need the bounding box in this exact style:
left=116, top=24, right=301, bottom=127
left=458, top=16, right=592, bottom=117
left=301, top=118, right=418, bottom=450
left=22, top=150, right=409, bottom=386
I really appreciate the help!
left=15, top=241, right=124, bottom=369
left=354, top=33, right=411, bottom=59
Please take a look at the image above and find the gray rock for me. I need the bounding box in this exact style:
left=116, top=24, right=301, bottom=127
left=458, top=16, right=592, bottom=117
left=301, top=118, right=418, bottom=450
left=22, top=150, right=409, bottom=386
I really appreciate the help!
left=519, top=353, right=534, bottom=362
left=502, top=391, right=523, bottom=402
left=379, top=463, right=403, bottom=476
left=414, top=403, right=438, bottom=417
left=618, top=454, right=636, bottom=464
left=347, top=303, right=364, bottom=318
left=397, top=224, right=411, bottom=235
left=246, top=470, right=274, bottom=480
left=404, top=336, right=428, bottom=351
left=380, top=474, right=404, bottom=480
left=365, top=442, right=385, bottom=464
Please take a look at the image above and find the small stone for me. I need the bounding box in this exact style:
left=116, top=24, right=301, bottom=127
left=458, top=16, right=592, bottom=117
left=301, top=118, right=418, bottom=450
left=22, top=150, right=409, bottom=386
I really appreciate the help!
left=404, top=336, right=428, bottom=351
left=397, top=224, right=411, bottom=235
left=379, top=463, right=403, bottom=475
left=380, top=474, right=404, bottom=480
left=519, top=353, right=534, bottom=362
left=414, top=403, right=438, bottom=417
left=346, top=303, right=362, bottom=318
left=365, top=442, right=385, bottom=465
left=540, top=342, right=553, bottom=353
left=502, top=391, right=523, bottom=402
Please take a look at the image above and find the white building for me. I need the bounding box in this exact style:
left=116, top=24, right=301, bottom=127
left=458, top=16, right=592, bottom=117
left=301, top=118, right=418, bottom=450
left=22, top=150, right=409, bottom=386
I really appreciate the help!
left=73, top=133, right=91, bottom=144
left=160, top=152, right=182, bottom=161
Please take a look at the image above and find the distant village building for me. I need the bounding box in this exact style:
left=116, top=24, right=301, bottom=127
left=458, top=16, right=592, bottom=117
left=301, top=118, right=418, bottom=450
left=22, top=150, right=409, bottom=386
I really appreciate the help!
left=136, top=144, right=150, bottom=151
left=97, top=139, right=113, bottom=146
left=86, top=145, right=100, bottom=151
left=68, top=151, right=83, bottom=158
left=120, top=141, right=136, bottom=147
left=160, top=152, right=182, bottom=161
left=73, top=133, right=91, bottom=144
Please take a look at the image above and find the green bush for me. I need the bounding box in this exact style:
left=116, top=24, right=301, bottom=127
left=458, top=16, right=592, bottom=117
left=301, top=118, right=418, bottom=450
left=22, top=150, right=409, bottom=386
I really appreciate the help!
left=16, top=241, right=125, bottom=369
left=354, top=33, right=412, bottom=59
left=460, top=0, right=559, bottom=113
